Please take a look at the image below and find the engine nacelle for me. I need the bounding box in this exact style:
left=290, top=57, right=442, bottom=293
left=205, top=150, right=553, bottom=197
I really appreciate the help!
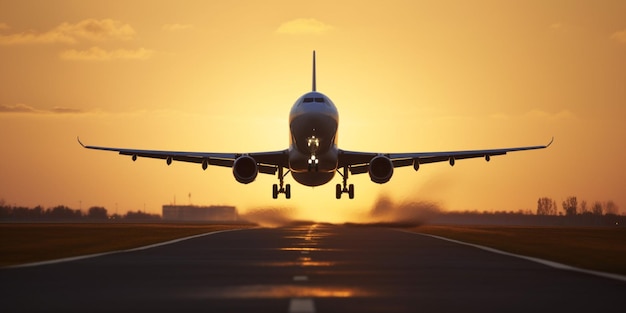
left=368, top=155, right=394, bottom=184
left=233, top=155, right=258, bottom=184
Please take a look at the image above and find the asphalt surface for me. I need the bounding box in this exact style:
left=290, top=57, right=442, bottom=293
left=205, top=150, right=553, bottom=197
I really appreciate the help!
left=1, top=224, right=625, bottom=312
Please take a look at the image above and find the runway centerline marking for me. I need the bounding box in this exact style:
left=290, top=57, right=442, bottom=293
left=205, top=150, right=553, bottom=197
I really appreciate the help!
left=289, top=298, right=315, bottom=313
left=288, top=224, right=319, bottom=312
left=293, top=275, right=308, bottom=282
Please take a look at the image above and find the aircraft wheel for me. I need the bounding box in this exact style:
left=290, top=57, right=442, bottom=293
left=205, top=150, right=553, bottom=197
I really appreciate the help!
left=348, top=184, right=355, bottom=199
left=335, top=184, right=342, bottom=199
left=272, top=184, right=279, bottom=199
left=285, top=184, right=291, bottom=199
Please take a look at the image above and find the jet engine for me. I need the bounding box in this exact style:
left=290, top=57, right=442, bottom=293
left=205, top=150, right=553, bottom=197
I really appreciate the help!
left=368, top=155, right=394, bottom=184
left=233, top=155, right=258, bottom=184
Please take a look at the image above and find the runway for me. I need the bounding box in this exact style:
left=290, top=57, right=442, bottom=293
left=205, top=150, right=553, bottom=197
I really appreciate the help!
left=1, top=224, right=625, bottom=312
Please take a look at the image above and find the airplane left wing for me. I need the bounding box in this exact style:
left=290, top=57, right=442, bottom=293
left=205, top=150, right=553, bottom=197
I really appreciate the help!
left=77, top=137, right=288, bottom=174
left=339, top=137, right=553, bottom=174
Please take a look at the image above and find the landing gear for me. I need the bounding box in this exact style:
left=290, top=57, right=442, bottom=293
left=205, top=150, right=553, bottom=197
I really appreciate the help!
left=307, top=155, right=319, bottom=172
left=335, top=166, right=355, bottom=199
left=307, top=163, right=319, bottom=172
left=272, top=166, right=291, bottom=199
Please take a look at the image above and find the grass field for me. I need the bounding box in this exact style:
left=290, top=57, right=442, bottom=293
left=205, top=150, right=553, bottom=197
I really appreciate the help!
left=0, top=223, right=255, bottom=267
left=412, top=225, right=626, bottom=276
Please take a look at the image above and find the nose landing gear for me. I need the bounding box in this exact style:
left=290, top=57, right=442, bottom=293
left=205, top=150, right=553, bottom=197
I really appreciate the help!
left=307, top=155, right=319, bottom=172
left=307, top=136, right=320, bottom=172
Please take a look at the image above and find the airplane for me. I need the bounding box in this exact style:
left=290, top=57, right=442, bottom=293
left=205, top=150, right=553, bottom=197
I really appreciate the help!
left=79, top=51, right=552, bottom=199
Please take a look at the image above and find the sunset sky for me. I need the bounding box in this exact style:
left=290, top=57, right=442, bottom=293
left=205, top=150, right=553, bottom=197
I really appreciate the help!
left=1, top=0, right=625, bottom=222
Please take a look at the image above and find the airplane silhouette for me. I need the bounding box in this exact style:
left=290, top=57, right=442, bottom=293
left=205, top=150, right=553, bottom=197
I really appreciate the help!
left=79, top=51, right=552, bottom=199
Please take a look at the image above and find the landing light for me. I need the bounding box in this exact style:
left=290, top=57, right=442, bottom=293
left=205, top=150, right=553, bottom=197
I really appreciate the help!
left=307, top=136, right=320, bottom=148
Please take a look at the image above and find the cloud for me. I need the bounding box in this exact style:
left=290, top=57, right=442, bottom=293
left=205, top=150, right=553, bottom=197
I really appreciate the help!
left=50, top=107, right=85, bottom=114
left=522, top=109, right=577, bottom=121
left=485, top=109, right=576, bottom=122
left=549, top=22, right=563, bottom=30
left=0, top=19, right=135, bottom=45
left=0, top=103, right=41, bottom=113
left=59, top=46, right=154, bottom=61
left=0, top=22, right=9, bottom=30
left=276, top=18, right=333, bottom=35
left=162, top=23, right=193, bottom=32
left=0, top=104, right=84, bottom=114
left=610, top=29, right=626, bottom=44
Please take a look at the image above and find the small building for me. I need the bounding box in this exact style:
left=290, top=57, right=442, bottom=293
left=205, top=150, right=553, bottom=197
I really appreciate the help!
left=162, top=205, right=238, bottom=222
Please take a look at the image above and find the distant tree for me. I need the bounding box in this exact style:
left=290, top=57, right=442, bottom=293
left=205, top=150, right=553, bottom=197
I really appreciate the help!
left=0, top=205, right=10, bottom=218
left=592, top=201, right=603, bottom=215
left=32, top=206, right=45, bottom=218
left=47, top=205, right=82, bottom=219
left=12, top=206, right=34, bottom=219
left=124, top=210, right=161, bottom=220
left=562, top=196, right=578, bottom=216
left=87, top=206, right=108, bottom=220
left=580, top=200, right=588, bottom=214
left=537, top=197, right=557, bottom=215
left=605, top=200, right=618, bottom=215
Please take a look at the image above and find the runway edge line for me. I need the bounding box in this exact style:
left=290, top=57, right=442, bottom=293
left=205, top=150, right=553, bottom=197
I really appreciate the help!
left=400, top=230, right=626, bottom=283
left=4, top=228, right=249, bottom=269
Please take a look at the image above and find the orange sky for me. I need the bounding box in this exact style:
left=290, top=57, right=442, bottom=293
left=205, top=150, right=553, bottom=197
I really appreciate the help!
left=1, top=1, right=625, bottom=222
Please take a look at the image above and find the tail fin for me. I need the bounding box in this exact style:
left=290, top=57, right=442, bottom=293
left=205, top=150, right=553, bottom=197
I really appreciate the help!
left=312, top=50, right=316, bottom=92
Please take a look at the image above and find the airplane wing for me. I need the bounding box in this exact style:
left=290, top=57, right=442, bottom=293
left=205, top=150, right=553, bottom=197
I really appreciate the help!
left=339, top=137, right=553, bottom=174
left=77, top=137, right=288, bottom=175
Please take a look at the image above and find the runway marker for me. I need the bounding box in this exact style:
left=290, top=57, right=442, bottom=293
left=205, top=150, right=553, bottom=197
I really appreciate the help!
left=289, top=298, right=315, bottom=313
left=293, top=275, right=308, bottom=282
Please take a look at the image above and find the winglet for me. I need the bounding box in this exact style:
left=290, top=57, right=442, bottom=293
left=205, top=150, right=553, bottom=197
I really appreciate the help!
left=546, top=136, right=554, bottom=148
left=77, top=136, right=86, bottom=148
left=312, top=50, right=316, bottom=92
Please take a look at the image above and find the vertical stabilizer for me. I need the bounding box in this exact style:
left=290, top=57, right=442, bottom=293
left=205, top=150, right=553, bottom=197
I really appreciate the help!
left=312, top=50, right=316, bottom=92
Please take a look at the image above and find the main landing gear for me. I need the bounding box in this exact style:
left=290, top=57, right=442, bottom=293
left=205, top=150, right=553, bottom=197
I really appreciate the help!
left=336, top=166, right=354, bottom=199
left=272, top=166, right=291, bottom=199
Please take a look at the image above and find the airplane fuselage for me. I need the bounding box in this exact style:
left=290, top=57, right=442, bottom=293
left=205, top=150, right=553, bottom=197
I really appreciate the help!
left=288, top=91, right=339, bottom=186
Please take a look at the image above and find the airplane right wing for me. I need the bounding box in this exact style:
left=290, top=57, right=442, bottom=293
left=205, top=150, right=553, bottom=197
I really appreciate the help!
left=339, top=137, right=553, bottom=176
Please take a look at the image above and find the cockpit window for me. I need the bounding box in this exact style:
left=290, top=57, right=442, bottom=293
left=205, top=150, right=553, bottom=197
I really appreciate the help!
left=301, top=96, right=327, bottom=105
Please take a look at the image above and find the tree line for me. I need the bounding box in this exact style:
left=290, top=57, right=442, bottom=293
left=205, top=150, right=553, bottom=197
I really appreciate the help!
left=537, top=196, right=619, bottom=216
left=1, top=197, right=621, bottom=226
left=0, top=202, right=160, bottom=221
